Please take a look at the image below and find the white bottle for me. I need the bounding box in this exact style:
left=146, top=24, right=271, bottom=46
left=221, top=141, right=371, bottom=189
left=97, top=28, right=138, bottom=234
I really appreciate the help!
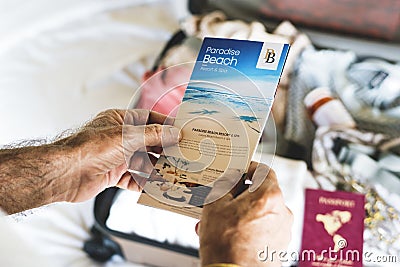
left=304, top=87, right=356, bottom=128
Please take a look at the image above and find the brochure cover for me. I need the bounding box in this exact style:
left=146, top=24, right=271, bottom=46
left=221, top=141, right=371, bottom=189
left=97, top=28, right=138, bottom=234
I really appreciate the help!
left=138, top=37, right=290, bottom=218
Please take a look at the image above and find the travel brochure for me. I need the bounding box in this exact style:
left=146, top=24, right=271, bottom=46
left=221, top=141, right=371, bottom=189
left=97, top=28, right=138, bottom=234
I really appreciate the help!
left=138, top=37, right=290, bottom=218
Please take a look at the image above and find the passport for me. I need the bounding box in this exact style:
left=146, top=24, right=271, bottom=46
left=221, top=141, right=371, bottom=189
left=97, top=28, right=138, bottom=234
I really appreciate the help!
left=299, top=189, right=365, bottom=267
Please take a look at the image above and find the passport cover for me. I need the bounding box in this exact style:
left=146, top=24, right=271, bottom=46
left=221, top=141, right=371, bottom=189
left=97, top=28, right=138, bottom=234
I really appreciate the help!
left=299, top=189, right=365, bottom=267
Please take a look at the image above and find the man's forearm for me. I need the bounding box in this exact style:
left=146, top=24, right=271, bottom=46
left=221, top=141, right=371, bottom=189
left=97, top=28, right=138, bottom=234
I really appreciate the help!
left=0, top=144, right=77, bottom=214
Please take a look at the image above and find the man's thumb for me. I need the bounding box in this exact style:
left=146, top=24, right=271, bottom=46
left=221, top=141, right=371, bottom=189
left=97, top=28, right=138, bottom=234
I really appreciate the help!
left=122, top=124, right=181, bottom=154
left=143, top=124, right=181, bottom=147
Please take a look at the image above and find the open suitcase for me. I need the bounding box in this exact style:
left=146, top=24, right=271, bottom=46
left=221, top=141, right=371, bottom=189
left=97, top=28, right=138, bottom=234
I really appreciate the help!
left=83, top=1, right=400, bottom=266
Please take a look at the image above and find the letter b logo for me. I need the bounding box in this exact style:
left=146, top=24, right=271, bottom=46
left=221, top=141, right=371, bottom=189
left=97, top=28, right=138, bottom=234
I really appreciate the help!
left=264, top=49, right=275, bottom=63
left=256, top=43, right=283, bottom=70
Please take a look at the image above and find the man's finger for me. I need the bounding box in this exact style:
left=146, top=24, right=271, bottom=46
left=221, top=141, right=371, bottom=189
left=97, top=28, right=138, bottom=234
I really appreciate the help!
left=91, top=109, right=174, bottom=127
left=204, top=168, right=244, bottom=205
left=147, top=110, right=175, bottom=125
left=118, top=109, right=174, bottom=126
left=123, top=124, right=181, bottom=154
left=144, top=124, right=181, bottom=147
left=147, top=146, right=163, bottom=155
left=248, top=163, right=272, bottom=193
left=118, top=109, right=150, bottom=125
left=128, top=152, right=158, bottom=176
left=116, top=172, right=144, bottom=192
left=244, top=161, right=259, bottom=183
left=248, top=161, right=258, bottom=173
left=195, top=221, right=201, bottom=236
left=127, top=152, right=159, bottom=187
left=236, top=163, right=280, bottom=201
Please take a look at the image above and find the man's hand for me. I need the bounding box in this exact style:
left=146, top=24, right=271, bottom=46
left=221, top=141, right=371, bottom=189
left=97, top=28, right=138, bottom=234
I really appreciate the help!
left=0, top=109, right=180, bottom=214
left=57, top=109, right=181, bottom=203
left=197, top=162, right=293, bottom=267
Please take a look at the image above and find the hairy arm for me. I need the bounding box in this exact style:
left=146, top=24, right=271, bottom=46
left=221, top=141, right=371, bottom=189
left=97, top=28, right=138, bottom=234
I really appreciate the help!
left=0, top=144, right=77, bottom=214
left=0, top=109, right=180, bottom=215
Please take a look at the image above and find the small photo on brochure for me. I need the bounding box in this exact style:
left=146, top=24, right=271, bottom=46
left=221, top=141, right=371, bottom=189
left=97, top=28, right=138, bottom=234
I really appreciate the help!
left=143, top=155, right=212, bottom=208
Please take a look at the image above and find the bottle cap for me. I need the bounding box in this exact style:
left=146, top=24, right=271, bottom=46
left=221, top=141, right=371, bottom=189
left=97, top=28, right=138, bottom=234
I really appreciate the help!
left=304, top=87, right=333, bottom=109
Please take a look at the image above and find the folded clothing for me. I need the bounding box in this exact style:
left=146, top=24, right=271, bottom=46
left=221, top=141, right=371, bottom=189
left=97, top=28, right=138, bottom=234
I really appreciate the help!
left=284, top=47, right=356, bottom=149
left=347, top=59, right=400, bottom=111
left=284, top=47, right=400, bottom=159
left=340, top=58, right=400, bottom=145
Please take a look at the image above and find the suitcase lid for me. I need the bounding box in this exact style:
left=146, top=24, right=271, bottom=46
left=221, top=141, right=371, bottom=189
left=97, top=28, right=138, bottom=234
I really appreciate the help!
left=188, top=0, right=400, bottom=61
left=189, top=0, right=400, bottom=43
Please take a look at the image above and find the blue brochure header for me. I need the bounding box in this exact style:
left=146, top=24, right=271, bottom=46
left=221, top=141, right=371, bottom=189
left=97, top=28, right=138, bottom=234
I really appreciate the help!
left=192, top=37, right=290, bottom=80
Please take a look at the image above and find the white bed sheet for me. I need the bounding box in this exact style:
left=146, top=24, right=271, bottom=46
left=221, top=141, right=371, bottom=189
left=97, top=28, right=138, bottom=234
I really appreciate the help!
left=0, top=0, right=187, bottom=146
left=0, top=0, right=185, bottom=266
